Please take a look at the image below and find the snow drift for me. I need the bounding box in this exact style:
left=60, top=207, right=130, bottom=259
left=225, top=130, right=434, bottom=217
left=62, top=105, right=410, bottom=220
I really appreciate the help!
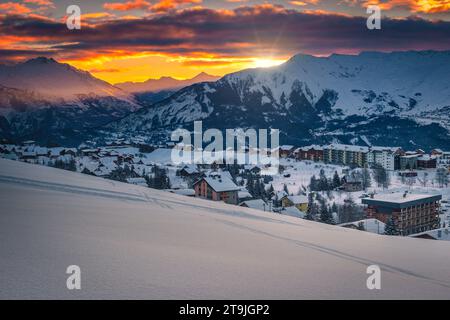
left=0, top=158, right=450, bottom=299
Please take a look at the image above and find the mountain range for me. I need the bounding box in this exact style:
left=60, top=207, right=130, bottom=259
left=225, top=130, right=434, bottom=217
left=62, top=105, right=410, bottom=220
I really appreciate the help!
left=1, top=51, right=450, bottom=150
left=106, top=50, right=450, bottom=150
left=115, top=72, right=220, bottom=93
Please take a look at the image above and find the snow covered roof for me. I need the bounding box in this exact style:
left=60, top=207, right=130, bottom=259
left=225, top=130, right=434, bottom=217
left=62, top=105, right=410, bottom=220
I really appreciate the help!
left=362, top=193, right=442, bottom=208
left=409, top=227, right=450, bottom=241
left=240, top=199, right=268, bottom=211
left=181, top=165, right=199, bottom=174
left=201, top=176, right=240, bottom=192
left=281, top=206, right=305, bottom=218
left=339, top=218, right=385, bottom=235
left=296, top=145, right=324, bottom=152
left=238, top=191, right=253, bottom=199
left=284, top=195, right=308, bottom=204
left=370, top=146, right=401, bottom=153
left=279, top=145, right=295, bottom=151
left=324, top=144, right=369, bottom=153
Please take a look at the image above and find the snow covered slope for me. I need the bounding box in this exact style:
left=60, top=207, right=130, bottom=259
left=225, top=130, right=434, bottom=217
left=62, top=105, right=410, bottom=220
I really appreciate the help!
left=107, top=51, right=450, bottom=150
left=1, top=158, right=450, bottom=299
left=0, top=58, right=140, bottom=145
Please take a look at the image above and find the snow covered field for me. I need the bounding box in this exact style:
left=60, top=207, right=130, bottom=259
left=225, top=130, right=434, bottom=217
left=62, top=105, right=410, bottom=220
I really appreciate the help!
left=1, top=158, right=450, bottom=299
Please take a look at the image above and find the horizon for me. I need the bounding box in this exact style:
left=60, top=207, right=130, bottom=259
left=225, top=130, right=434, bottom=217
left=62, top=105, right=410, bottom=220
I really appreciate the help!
left=1, top=1, right=450, bottom=83
left=8, top=48, right=450, bottom=86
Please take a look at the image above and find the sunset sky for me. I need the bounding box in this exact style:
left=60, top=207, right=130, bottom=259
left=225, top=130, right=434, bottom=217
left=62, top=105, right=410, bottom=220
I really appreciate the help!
left=1, top=0, right=449, bottom=84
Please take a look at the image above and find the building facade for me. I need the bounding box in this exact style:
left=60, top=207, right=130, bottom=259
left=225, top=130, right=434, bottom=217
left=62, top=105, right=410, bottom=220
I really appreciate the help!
left=294, top=145, right=324, bottom=162
left=362, top=193, right=441, bottom=236
left=193, top=176, right=240, bottom=205
left=323, top=144, right=369, bottom=167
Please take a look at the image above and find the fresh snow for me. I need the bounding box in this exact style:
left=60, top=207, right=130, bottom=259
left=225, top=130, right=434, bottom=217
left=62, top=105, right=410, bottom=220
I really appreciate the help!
left=1, top=158, right=450, bottom=299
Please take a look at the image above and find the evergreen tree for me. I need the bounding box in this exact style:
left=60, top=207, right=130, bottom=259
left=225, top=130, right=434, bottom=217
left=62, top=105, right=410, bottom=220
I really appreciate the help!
left=305, top=192, right=315, bottom=221
left=319, top=199, right=334, bottom=225
left=332, top=171, right=341, bottom=189
left=309, top=175, right=318, bottom=191
left=384, top=216, right=400, bottom=235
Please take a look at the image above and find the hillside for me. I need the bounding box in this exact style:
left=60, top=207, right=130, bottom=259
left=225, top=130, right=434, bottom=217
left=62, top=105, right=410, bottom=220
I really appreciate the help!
left=1, top=158, right=450, bottom=299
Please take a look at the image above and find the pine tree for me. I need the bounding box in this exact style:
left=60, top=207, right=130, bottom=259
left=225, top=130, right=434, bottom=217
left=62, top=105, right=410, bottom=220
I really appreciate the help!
left=283, top=183, right=289, bottom=195
left=319, top=200, right=334, bottom=225
left=384, top=216, right=400, bottom=235
left=309, top=175, right=318, bottom=191
left=332, top=171, right=341, bottom=189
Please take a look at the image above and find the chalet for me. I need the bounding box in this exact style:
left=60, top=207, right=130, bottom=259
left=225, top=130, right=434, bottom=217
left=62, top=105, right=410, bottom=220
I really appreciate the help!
left=281, top=195, right=308, bottom=212
left=294, top=145, right=324, bottom=162
left=340, top=175, right=363, bottom=192
left=20, top=150, right=37, bottom=161
left=193, top=176, right=240, bottom=205
left=240, top=199, right=269, bottom=211
left=179, top=165, right=202, bottom=178
left=362, top=192, right=441, bottom=236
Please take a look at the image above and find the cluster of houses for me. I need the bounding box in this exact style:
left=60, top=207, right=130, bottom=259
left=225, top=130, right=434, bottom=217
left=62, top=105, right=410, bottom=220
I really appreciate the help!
left=278, top=144, right=450, bottom=171
left=1, top=140, right=449, bottom=240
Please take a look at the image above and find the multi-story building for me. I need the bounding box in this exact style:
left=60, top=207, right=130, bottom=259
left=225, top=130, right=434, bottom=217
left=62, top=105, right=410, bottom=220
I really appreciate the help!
left=294, top=145, right=324, bottom=162
left=367, top=146, right=403, bottom=171
left=399, top=154, right=419, bottom=170
left=323, top=144, right=369, bottom=167
left=362, top=193, right=441, bottom=236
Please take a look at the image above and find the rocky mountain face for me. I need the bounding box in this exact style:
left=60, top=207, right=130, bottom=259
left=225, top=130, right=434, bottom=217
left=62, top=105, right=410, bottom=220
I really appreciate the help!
left=105, top=51, right=450, bottom=150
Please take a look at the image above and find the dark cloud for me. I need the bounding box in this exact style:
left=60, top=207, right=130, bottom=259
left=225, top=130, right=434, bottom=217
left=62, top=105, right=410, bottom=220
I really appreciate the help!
left=1, top=5, right=450, bottom=62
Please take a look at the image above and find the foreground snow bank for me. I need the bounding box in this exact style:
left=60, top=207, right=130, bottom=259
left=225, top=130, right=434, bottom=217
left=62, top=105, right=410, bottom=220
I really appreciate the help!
left=0, top=158, right=450, bottom=299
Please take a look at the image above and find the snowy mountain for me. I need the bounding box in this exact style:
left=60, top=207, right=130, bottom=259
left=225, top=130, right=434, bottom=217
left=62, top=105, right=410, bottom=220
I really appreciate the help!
left=116, top=72, right=221, bottom=93
left=0, top=57, right=140, bottom=145
left=1, top=158, right=450, bottom=299
left=107, top=51, right=450, bottom=150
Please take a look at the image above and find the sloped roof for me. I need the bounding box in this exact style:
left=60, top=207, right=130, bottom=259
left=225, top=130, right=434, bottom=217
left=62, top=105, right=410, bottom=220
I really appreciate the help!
left=199, top=176, right=240, bottom=192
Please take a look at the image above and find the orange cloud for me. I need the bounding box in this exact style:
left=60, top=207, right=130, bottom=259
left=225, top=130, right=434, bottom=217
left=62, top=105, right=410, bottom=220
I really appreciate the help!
left=290, top=0, right=320, bottom=5
left=0, top=2, right=31, bottom=14
left=104, top=0, right=151, bottom=11
left=364, top=0, right=450, bottom=13
left=151, top=0, right=203, bottom=12
left=23, top=0, right=54, bottom=6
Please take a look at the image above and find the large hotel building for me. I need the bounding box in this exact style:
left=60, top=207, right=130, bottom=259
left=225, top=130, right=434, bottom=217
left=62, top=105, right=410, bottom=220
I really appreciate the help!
left=362, top=193, right=441, bottom=236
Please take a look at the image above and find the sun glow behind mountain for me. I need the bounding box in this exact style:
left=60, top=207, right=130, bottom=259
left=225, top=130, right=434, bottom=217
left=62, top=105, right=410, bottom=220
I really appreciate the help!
left=252, top=58, right=287, bottom=68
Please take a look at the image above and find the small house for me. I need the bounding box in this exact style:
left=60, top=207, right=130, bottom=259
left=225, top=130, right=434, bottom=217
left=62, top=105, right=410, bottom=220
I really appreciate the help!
left=281, top=195, right=308, bottom=212
left=193, top=176, right=240, bottom=205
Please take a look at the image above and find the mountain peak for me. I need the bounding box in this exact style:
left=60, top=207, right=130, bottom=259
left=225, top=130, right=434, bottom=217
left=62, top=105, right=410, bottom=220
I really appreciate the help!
left=24, top=57, right=57, bottom=65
